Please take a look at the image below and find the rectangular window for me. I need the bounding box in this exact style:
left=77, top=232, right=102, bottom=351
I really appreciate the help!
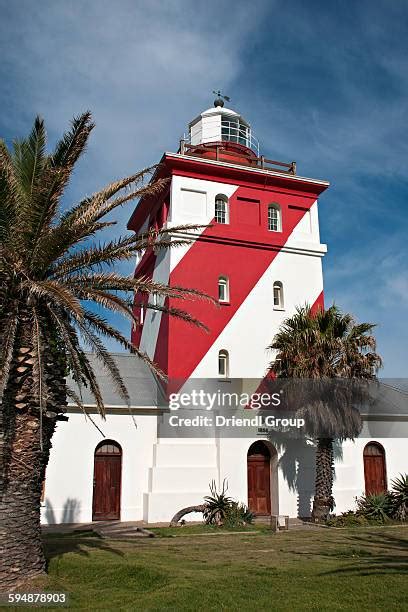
left=218, top=355, right=227, bottom=376
left=268, top=207, right=279, bottom=232
left=273, top=283, right=284, bottom=309
left=215, top=199, right=227, bottom=224
left=218, top=278, right=229, bottom=302
left=219, top=283, right=226, bottom=301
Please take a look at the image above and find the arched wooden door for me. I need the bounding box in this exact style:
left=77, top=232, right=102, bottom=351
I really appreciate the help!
left=247, top=441, right=271, bottom=515
left=364, top=442, right=387, bottom=495
left=92, top=441, right=122, bottom=521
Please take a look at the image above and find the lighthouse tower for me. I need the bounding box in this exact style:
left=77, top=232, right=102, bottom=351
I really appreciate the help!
left=127, top=97, right=329, bottom=522
left=128, top=96, right=329, bottom=383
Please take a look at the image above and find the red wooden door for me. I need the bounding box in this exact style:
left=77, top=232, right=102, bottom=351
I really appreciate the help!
left=364, top=443, right=386, bottom=495
left=247, top=442, right=271, bottom=515
left=92, top=442, right=122, bottom=521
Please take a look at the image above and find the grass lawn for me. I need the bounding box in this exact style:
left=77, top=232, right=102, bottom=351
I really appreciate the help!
left=32, top=525, right=408, bottom=610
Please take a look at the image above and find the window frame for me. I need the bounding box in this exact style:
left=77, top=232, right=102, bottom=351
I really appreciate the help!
left=95, top=440, right=122, bottom=455
left=218, top=276, right=230, bottom=303
left=268, top=204, right=282, bottom=232
left=218, top=350, right=229, bottom=378
left=215, top=194, right=229, bottom=224
left=273, top=281, right=284, bottom=310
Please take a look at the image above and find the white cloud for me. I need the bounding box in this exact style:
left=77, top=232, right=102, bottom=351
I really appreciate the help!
left=1, top=0, right=268, bottom=185
left=2, top=0, right=407, bottom=375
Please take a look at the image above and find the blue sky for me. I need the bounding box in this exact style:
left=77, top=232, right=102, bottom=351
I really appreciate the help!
left=1, top=0, right=407, bottom=375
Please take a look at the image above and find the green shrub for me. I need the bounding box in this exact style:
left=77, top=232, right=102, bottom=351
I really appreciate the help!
left=223, top=502, right=254, bottom=527
left=327, top=475, right=408, bottom=527
left=390, top=474, right=408, bottom=521
left=356, top=492, right=394, bottom=523
left=326, top=511, right=369, bottom=527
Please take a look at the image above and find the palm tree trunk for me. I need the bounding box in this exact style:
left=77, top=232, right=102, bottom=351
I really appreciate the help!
left=0, top=409, right=55, bottom=588
left=311, top=437, right=334, bottom=521
left=0, top=317, right=65, bottom=588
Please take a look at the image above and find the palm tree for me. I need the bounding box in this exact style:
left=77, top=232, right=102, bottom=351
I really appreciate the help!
left=268, top=304, right=382, bottom=521
left=0, top=113, right=212, bottom=587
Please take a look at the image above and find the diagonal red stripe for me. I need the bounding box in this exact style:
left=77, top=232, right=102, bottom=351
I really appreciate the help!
left=154, top=187, right=319, bottom=385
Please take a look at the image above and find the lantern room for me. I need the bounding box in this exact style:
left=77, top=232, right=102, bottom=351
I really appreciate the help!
left=180, top=95, right=296, bottom=174
left=187, top=96, right=259, bottom=155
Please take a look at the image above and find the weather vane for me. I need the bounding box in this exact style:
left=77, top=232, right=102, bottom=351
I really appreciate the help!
left=213, top=90, right=230, bottom=107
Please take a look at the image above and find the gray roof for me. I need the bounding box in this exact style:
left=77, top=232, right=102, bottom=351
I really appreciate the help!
left=65, top=353, right=408, bottom=419
left=67, top=353, right=165, bottom=409
left=364, top=379, right=408, bottom=418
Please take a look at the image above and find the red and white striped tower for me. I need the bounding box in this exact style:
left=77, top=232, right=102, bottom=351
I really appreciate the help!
left=128, top=96, right=329, bottom=383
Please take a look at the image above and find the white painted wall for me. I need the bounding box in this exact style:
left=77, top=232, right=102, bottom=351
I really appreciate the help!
left=41, top=410, right=408, bottom=524
left=333, top=430, right=408, bottom=513
left=190, top=233, right=325, bottom=379
left=140, top=248, right=170, bottom=360
left=41, top=412, right=157, bottom=524
left=168, top=175, right=238, bottom=231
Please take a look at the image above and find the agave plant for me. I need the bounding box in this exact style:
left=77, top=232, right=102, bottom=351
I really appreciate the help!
left=356, top=492, right=393, bottom=523
left=390, top=474, right=408, bottom=521
left=0, top=113, right=212, bottom=587
left=203, top=479, right=233, bottom=525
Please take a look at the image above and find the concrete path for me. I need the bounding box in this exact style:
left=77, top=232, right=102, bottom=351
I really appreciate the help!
left=42, top=517, right=325, bottom=536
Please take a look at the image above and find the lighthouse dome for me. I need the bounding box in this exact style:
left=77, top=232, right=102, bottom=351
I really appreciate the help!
left=187, top=104, right=259, bottom=155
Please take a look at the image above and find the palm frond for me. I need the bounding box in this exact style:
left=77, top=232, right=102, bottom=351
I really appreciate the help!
left=74, top=319, right=130, bottom=406
left=61, top=165, right=157, bottom=227
left=145, top=302, right=210, bottom=332
left=26, top=279, right=84, bottom=319
left=46, top=315, right=106, bottom=416
left=268, top=303, right=381, bottom=438
left=75, top=351, right=106, bottom=418
left=83, top=310, right=136, bottom=351
left=82, top=310, right=166, bottom=379
left=12, top=116, right=47, bottom=199
left=74, top=287, right=136, bottom=321
left=0, top=140, right=21, bottom=243
left=66, top=386, right=85, bottom=412
left=51, top=111, right=94, bottom=169
left=67, top=272, right=209, bottom=300
left=65, top=387, right=106, bottom=437
left=45, top=305, right=87, bottom=390
left=91, top=177, right=169, bottom=225
left=49, top=224, right=207, bottom=280
left=28, top=113, right=95, bottom=265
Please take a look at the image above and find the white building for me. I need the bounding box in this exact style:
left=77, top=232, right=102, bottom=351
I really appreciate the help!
left=42, top=100, right=408, bottom=525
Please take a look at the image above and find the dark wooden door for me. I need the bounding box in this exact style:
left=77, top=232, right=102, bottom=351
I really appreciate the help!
left=364, top=443, right=386, bottom=495
left=248, top=442, right=271, bottom=515
left=92, top=442, right=121, bottom=521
